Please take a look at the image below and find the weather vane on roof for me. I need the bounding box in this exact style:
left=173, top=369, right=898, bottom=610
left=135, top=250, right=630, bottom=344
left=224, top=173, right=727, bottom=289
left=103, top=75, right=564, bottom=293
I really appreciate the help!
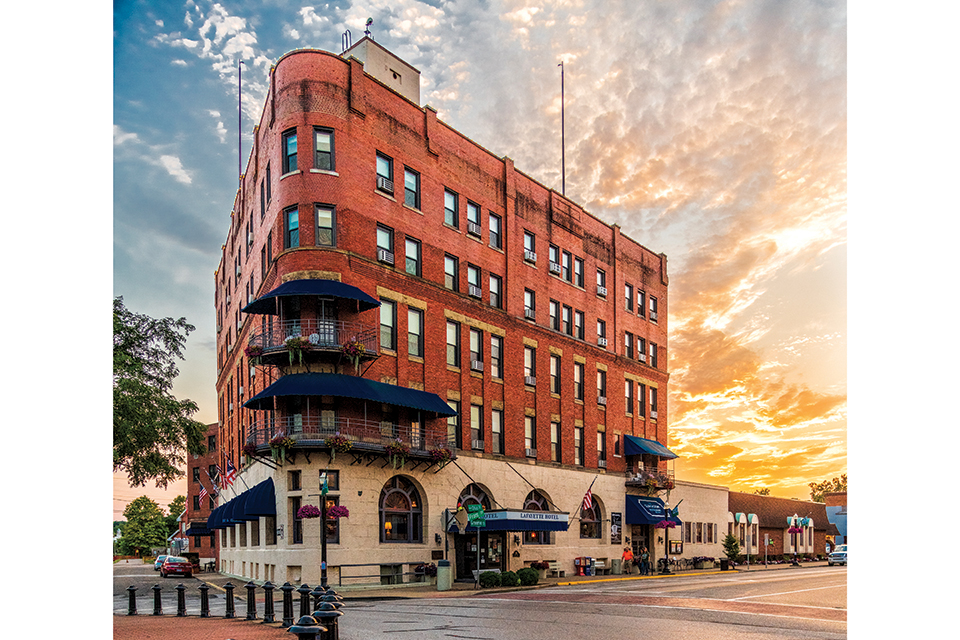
left=364, top=17, right=374, bottom=40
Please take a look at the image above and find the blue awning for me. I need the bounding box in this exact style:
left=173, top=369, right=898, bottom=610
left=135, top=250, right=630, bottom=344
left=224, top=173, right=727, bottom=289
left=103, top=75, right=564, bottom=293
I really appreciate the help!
left=206, top=480, right=277, bottom=529
left=446, top=509, right=570, bottom=533
left=244, top=479, right=277, bottom=517
left=242, top=279, right=380, bottom=315
left=623, top=435, right=678, bottom=459
left=184, top=523, right=210, bottom=536
left=243, top=373, right=457, bottom=417
left=624, top=496, right=683, bottom=526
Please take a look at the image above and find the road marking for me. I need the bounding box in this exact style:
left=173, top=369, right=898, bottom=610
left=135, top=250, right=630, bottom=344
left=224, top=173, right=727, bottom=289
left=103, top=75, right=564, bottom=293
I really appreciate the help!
left=732, top=584, right=846, bottom=600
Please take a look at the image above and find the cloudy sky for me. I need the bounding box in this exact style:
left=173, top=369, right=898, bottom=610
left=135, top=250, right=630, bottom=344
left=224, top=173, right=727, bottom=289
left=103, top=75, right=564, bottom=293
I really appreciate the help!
left=109, top=0, right=853, bottom=518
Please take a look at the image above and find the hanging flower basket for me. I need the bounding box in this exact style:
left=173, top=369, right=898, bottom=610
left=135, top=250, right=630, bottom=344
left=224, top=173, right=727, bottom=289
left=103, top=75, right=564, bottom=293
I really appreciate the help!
left=285, top=336, right=311, bottom=365
left=429, top=447, right=453, bottom=464
left=297, top=505, right=321, bottom=519
left=243, top=442, right=258, bottom=456
left=341, top=339, right=366, bottom=372
left=327, top=505, right=350, bottom=519
left=244, top=344, right=264, bottom=365
left=385, top=439, right=410, bottom=468
left=787, top=526, right=803, bottom=534
left=270, top=435, right=295, bottom=449
left=654, top=520, right=676, bottom=529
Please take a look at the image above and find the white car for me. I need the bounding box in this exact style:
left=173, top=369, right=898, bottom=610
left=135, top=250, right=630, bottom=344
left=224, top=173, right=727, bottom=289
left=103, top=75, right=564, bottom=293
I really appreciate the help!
left=827, top=544, right=847, bottom=566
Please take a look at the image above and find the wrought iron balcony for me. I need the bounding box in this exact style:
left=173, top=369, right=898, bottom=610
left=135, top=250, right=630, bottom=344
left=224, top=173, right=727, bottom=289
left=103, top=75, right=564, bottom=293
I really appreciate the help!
left=246, top=415, right=453, bottom=454
left=625, top=467, right=675, bottom=492
left=246, top=319, right=378, bottom=363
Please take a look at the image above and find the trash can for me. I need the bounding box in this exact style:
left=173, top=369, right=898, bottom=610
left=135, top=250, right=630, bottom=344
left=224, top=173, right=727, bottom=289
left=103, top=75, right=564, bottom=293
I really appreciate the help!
left=720, top=559, right=729, bottom=571
left=436, top=559, right=452, bottom=591
left=611, top=558, right=622, bottom=575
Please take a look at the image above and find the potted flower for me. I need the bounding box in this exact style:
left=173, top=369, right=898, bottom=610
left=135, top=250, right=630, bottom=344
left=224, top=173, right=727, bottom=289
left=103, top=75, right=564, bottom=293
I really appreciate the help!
left=244, top=344, right=264, bottom=365
left=385, top=439, right=410, bottom=468
left=414, top=562, right=438, bottom=584
left=285, top=336, right=311, bottom=365
left=297, top=505, right=321, bottom=519
left=341, top=339, right=366, bottom=373
left=270, top=434, right=295, bottom=461
left=693, top=556, right=715, bottom=570
left=242, top=442, right=258, bottom=466
left=327, top=504, right=350, bottom=519
left=324, top=433, right=353, bottom=461
left=530, top=560, right=550, bottom=579
left=429, top=447, right=453, bottom=465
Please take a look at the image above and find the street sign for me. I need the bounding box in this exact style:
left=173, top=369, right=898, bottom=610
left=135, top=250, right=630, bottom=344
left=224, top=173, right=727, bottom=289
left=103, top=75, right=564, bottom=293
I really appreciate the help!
left=466, top=504, right=486, bottom=527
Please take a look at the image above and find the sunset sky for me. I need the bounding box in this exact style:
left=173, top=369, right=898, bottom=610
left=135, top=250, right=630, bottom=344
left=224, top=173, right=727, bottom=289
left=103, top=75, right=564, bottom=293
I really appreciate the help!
left=109, top=0, right=850, bottom=519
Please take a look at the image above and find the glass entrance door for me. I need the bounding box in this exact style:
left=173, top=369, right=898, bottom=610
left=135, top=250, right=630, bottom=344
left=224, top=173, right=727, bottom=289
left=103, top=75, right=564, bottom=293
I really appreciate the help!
left=454, top=532, right=504, bottom=580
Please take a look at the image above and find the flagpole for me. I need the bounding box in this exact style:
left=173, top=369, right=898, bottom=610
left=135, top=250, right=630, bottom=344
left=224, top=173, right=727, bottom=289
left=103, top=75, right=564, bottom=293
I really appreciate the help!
left=573, top=475, right=599, bottom=521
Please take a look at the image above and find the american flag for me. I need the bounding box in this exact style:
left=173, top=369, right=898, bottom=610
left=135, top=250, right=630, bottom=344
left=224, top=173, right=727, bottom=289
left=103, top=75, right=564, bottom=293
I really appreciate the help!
left=224, top=458, right=238, bottom=485
left=198, top=484, right=208, bottom=504
left=204, top=469, right=220, bottom=497
left=215, top=465, right=229, bottom=490
left=582, top=487, right=593, bottom=512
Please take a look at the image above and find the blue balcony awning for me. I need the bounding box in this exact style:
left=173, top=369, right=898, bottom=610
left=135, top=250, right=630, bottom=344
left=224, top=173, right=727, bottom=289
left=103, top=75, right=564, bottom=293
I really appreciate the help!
left=242, top=279, right=380, bottom=315
left=244, top=479, right=277, bottom=517
left=243, top=373, right=457, bottom=417
left=623, top=435, right=678, bottom=460
left=206, top=479, right=277, bottom=529
left=625, top=496, right=683, bottom=526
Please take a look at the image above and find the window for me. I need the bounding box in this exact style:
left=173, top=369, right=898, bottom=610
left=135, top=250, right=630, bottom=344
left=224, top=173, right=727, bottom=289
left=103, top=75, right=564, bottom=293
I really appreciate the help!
left=625, top=379, right=634, bottom=415
left=524, top=346, right=536, bottom=382
left=650, top=296, right=659, bottom=322
left=523, top=231, right=536, bottom=262
left=574, top=310, right=584, bottom=340
left=650, top=387, right=658, bottom=416
left=324, top=496, right=340, bottom=544
left=377, top=224, right=394, bottom=264
left=489, top=213, right=502, bottom=249
left=404, top=167, right=420, bottom=209
left=491, top=408, right=504, bottom=454
left=490, top=335, right=503, bottom=379
left=291, top=495, right=303, bottom=544
left=447, top=400, right=461, bottom=449
left=562, top=250, right=572, bottom=281
left=444, top=189, right=459, bottom=227
left=524, top=490, right=552, bottom=545
left=638, top=383, right=646, bottom=418
left=267, top=230, right=273, bottom=265
left=574, top=425, right=584, bottom=466
left=380, top=299, right=396, bottom=350
left=524, top=289, right=536, bottom=320
left=638, top=337, right=647, bottom=363
left=625, top=331, right=634, bottom=359
left=467, top=201, right=481, bottom=236
left=470, top=404, right=483, bottom=449
left=316, top=205, right=335, bottom=246
left=597, top=319, right=607, bottom=347
left=549, top=300, right=560, bottom=331
left=282, top=129, right=297, bottom=174
left=649, top=342, right=658, bottom=368
left=405, top=237, right=421, bottom=276
left=208, top=434, right=217, bottom=452
left=580, top=502, right=601, bottom=539
left=376, top=153, right=394, bottom=194
left=597, top=269, right=607, bottom=296
left=193, top=467, right=200, bottom=482
left=550, top=354, right=561, bottom=394
left=524, top=416, right=537, bottom=455
left=469, top=328, right=483, bottom=370
left=574, top=362, right=584, bottom=400
left=467, top=264, right=481, bottom=298
left=314, top=127, right=334, bottom=171
left=574, top=257, right=584, bottom=287
left=266, top=162, right=272, bottom=201
left=380, top=476, right=423, bottom=543
left=193, top=495, right=200, bottom=510
left=444, top=255, right=459, bottom=291
left=549, top=244, right=561, bottom=274
left=625, top=283, right=634, bottom=311
left=288, top=470, right=302, bottom=491
left=637, top=290, right=646, bottom=318
left=597, top=431, right=607, bottom=467
left=489, top=274, right=502, bottom=309
left=260, top=180, right=266, bottom=220
left=407, top=308, right=423, bottom=357
left=550, top=421, right=561, bottom=462
left=446, top=320, right=460, bottom=367
left=562, top=305, right=572, bottom=335
left=265, top=515, right=277, bottom=545
left=284, top=207, right=299, bottom=248
left=597, top=369, right=607, bottom=404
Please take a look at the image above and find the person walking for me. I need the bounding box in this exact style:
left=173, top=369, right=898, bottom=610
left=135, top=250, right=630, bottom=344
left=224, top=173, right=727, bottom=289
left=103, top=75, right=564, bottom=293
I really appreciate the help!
left=622, top=546, right=635, bottom=575
left=640, top=547, right=650, bottom=575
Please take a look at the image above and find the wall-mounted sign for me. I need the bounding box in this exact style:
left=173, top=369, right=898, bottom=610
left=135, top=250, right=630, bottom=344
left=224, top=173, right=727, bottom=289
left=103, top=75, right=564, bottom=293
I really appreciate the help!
left=611, top=512, right=622, bottom=545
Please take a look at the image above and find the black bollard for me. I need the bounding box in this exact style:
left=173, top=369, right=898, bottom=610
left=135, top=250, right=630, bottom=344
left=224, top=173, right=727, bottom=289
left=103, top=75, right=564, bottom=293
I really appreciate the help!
left=176, top=583, right=187, bottom=616
left=126, top=585, right=137, bottom=616
left=288, top=614, right=328, bottom=640
left=262, top=581, right=276, bottom=623
left=321, top=595, right=344, bottom=611
left=245, top=581, right=259, bottom=620
left=311, top=602, right=343, bottom=640
left=224, top=582, right=236, bottom=618
left=298, top=584, right=312, bottom=618
left=310, top=584, right=325, bottom=610
left=152, top=584, right=163, bottom=616
left=281, top=582, right=295, bottom=627
left=199, top=583, right=210, bottom=618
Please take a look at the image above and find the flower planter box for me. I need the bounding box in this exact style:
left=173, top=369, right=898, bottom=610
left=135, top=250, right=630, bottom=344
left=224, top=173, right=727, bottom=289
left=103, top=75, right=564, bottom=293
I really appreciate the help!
left=694, top=561, right=714, bottom=570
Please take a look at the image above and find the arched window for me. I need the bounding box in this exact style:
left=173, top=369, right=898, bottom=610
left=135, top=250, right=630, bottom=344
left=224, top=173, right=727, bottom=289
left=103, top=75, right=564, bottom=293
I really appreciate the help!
left=524, top=490, right=552, bottom=545
left=380, top=476, right=423, bottom=543
left=580, top=501, right=601, bottom=539
left=458, top=484, right=492, bottom=510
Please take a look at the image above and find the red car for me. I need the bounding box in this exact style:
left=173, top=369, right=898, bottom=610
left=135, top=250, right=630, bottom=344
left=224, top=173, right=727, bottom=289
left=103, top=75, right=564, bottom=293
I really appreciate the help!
left=160, top=556, right=193, bottom=578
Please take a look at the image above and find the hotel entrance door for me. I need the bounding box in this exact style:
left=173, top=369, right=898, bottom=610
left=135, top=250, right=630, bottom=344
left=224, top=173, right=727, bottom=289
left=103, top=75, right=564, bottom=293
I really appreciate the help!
left=454, top=531, right=505, bottom=581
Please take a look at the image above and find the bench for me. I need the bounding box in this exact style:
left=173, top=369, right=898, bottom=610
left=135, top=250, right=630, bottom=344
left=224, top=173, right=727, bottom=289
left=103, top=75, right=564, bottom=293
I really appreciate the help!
left=547, top=561, right=563, bottom=578
left=594, top=559, right=610, bottom=575
left=472, top=568, right=501, bottom=582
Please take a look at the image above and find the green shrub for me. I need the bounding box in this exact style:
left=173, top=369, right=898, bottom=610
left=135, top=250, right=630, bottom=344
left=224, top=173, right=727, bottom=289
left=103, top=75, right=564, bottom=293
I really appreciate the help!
left=517, top=568, right=539, bottom=586
left=478, top=571, right=502, bottom=588
left=499, top=571, right=519, bottom=587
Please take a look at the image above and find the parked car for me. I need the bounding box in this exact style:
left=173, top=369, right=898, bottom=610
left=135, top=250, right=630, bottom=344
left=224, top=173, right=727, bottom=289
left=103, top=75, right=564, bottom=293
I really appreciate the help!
left=827, top=544, right=847, bottom=566
left=153, top=555, right=168, bottom=571
left=160, top=556, right=193, bottom=578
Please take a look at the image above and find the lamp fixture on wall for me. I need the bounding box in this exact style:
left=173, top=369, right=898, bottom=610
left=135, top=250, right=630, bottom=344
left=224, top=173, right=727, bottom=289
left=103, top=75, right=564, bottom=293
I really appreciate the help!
left=435, top=533, right=442, bottom=545
left=513, top=534, right=521, bottom=545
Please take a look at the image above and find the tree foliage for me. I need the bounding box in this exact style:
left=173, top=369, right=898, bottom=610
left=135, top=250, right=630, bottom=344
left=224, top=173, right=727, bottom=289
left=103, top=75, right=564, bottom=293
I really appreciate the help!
left=808, top=474, right=847, bottom=502
left=165, top=495, right=187, bottom=535
left=753, top=488, right=771, bottom=496
left=722, top=533, right=741, bottom=561
left=117, top=496, right=169, bottom=556
left=114, top=297, right=206, bottom=488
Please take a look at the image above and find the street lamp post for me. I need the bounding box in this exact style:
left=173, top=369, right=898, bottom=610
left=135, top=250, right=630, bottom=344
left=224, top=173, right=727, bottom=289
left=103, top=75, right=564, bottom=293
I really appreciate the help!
left=660, top=502, right=672, bottom=575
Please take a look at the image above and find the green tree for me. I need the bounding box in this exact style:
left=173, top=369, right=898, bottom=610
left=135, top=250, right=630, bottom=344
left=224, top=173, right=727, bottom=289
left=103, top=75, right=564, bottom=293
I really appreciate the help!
left=117, top=496, right=169, bottom=556
left=722, top=533, right=741, bottom=561
left=753, top=488, right=771, bottom=496
left=114, top=297, right=206, bottom=488
left=808, top=474, right=847, bottom=502
left=165, top=495, right=187, bottom=535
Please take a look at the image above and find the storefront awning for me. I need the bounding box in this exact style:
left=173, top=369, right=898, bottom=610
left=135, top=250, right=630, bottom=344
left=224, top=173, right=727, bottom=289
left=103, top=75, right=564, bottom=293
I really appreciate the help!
left=241, top=279, right=380, bottom=315
left=624, top=496, right=683, bottom=526
left=244, top=479, right=277, bottom=517
left=623, top=435, right=678, bottom=459
left=184, top=523, right=210, bottom=536
left=243, top=372, right=457, bottom=417
left=447, top=509, right=570, bottom=533
left=206, top=479, right=277, bottom=530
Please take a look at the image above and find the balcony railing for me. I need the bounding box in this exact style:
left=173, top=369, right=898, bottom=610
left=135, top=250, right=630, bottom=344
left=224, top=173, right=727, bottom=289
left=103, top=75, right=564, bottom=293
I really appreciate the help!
left=247, top=319, right=378, bottom=356
left=246, top=415, right=453, bottom=453
left=625, top=467, right=675, bottom=491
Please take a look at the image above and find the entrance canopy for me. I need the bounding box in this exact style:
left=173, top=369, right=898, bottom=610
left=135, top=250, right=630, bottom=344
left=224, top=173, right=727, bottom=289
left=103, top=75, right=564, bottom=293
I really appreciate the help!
left=625, top=496, right=683, bottom=526
left=447, top=509, right=570, bottom=533
left=241, top=278, right=380, bottom=315
left=207, top=479, right=276, bottom=530
left=623, top=435, right=678, bottom=459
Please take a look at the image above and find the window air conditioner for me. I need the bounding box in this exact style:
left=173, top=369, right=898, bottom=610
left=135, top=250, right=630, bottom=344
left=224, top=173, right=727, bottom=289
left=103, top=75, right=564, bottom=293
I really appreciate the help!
left=377, top=248, right=394, bottom=264
left=650, top=312, right=658, bottom=322
left=472, top=439, right=485, bottom=450
left=468, top=285, right=482, bottom=298
left=598, top=396, right=607, bottom=405
left=524, top=250, right=537, bottom=263
left=524, top=376, right=536, bottom=386
left=598, top=337, right=608, bottom=347
left=524, top=308, right=535, bottom=320
left=598, top=459, right=607, bottom=469
left=651, top=411, right=658, bottom=419
left=597, top=285, right=607, bottom=297
left=639, top=353, right=647, bottom=362
left=376, top=176, right=394, bottom=193
left=470, top=360, right=484, bottom=372
left=549, top=262, right=562, bottom=275
left=468, top=222, right=482, bottom=236
left=525, top=447, right=537, bottom=458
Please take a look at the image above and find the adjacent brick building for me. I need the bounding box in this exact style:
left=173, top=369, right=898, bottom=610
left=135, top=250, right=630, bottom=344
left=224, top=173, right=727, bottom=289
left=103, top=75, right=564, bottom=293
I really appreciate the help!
left=210, top=39, right=677, bottom=585
left=727, top=492, right=837, bottom=561
left=183, top=422, right=220, bottom=565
